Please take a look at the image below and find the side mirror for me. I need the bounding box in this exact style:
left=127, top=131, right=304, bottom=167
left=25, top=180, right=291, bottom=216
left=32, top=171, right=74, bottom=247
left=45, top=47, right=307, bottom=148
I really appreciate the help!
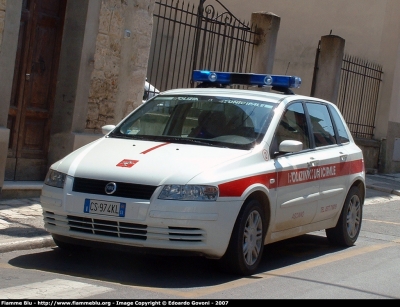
left=273, top=140, right=303, bottom=157
left=102, top=125, right=116, bottom=135
left=279, top=140, right=303, bottom=153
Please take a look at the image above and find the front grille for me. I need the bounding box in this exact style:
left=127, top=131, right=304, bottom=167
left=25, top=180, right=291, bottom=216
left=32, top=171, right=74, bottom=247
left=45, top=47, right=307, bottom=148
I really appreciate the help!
left=168, top=227, right=203, bottom=242
left=67, top=215, right=147, bottom=240
left=72, top=177, right=157, bottom=200
left=44, top=211, right=206, bottom=243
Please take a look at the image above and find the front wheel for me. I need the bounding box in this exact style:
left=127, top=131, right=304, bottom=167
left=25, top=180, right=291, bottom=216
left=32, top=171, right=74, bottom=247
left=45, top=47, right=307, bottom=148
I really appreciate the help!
left=326, top=186, right=363, bottom=246
left=218, top=199, right=266, bottom=276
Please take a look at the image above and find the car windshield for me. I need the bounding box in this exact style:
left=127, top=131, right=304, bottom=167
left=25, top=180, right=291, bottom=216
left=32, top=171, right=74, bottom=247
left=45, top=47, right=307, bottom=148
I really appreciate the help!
left=109, top=94, right=276, bottom=150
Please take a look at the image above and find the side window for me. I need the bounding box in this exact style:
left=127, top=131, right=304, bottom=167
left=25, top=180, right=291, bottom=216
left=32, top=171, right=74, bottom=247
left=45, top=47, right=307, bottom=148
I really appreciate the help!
left=306, top=102, right=336, bottom=147
left=329, top=105, right=350, bottom=144
left=274, top=102, right=310, bottom=151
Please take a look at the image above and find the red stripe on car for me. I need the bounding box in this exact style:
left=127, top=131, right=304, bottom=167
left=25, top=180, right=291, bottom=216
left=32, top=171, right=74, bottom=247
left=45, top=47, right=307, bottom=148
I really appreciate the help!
left=218, top=159, right=364, bottom=197
left=140, top=142, right=170, bottom=154
left=219, top=173, right=277, bottom=197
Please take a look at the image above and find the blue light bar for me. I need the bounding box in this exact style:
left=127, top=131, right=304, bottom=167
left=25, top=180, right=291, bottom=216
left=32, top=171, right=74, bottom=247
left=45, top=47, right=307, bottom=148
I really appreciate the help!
left=192, top=70, right=301, bottom=89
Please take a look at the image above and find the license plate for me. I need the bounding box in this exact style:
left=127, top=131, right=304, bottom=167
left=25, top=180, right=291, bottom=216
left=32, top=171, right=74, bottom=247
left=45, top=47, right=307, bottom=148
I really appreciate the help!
left=84, top=199, right=126, bottom=217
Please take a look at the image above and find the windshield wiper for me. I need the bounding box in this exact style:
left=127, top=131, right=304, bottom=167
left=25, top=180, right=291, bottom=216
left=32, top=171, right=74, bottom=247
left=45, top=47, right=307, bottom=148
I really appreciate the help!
left=108, top=133, right=156, bottom=140
left=108, top=134, right=229, bottom=148
left=107, top=133, right=131, bottom=139
left=180, top=138, right=234, bottom=148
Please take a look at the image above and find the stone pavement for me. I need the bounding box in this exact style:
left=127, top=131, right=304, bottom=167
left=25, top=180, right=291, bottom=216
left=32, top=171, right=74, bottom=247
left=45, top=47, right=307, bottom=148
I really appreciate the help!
left=1, top=173, right=400, bottom=254
left=0, top=196, right=54, bottom=253
left=364, top=173, right=400, bottom=196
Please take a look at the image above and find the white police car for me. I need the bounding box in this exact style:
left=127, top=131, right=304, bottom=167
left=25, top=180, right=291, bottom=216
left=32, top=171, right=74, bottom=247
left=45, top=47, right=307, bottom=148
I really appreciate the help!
left=40, top=70, right=365, bottom=276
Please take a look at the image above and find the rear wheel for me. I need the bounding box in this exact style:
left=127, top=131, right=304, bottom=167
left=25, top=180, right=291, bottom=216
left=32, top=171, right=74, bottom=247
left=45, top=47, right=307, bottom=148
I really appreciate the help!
left=218, top=199, right=266, bottom=276
left=326, top=186, right=363, bottom=246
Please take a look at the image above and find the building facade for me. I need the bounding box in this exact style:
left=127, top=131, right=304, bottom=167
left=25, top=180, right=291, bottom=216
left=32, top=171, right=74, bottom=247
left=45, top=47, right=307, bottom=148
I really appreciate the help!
left=0, top=0, right=156, bottom=191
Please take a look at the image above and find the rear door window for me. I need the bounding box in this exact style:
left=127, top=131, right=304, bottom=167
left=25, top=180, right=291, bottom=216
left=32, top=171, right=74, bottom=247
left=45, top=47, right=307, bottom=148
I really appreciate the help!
left=306, top=102, right=337, bottom=147
left=328, top=105, right=350, bottom=144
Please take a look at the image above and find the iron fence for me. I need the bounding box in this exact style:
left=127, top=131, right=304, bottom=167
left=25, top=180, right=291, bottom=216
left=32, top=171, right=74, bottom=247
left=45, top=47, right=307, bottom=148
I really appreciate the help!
left=337, top=54, right=383, bottom=139
left=147, top=0, right=257, bottom=93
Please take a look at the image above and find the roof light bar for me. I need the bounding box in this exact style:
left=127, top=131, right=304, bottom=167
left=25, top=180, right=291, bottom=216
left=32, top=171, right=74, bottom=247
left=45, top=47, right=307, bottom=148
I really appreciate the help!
left=192, top=70, right=301, bottom=89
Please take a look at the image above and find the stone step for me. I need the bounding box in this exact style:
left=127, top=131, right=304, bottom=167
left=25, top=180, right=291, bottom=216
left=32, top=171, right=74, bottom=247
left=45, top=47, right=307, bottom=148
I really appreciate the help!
left=1, top=181, right=43, bottom=199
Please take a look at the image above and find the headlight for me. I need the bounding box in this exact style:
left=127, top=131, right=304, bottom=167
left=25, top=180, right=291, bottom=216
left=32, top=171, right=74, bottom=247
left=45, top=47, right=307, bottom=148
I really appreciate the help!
left=44, top=169, right=66, bottom=188
left=158, top=185, right=218, bottom=201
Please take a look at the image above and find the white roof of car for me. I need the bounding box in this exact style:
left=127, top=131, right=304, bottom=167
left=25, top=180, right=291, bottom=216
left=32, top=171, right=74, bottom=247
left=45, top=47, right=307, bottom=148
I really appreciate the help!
left=159, top=87, right=329, bottom=105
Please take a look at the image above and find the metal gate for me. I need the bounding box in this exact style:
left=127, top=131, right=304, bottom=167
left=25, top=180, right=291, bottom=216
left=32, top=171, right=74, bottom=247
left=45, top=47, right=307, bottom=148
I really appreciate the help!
left=312, top=41, right=383, bottom=139
left=147, top=0, right=257, bottom=93
left=337, top=54, right=383, bottom=139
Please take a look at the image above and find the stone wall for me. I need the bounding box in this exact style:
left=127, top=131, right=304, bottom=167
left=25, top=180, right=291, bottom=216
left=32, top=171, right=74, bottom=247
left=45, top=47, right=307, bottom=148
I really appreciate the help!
left=86, top=0, right=155, bottom=133
left=354, top=138, right=380, bottom=174
left=0, top=0, right=6, bottom=53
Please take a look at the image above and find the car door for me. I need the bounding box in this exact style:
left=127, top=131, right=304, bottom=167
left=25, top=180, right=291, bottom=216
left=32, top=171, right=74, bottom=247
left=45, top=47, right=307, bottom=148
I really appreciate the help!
left=272, top=101, right=319, bottom=232
left=304, top=101, right=349, bottom=223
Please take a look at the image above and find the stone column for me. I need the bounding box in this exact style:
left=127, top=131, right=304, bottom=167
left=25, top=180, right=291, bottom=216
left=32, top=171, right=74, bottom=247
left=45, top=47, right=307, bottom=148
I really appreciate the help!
left=250, top=12, right=280, bottom=74
left=312, top=35, right=345, bottom=103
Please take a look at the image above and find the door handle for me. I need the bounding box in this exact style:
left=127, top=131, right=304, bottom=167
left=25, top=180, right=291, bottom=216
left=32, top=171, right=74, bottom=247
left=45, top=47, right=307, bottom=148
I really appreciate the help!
left=340, top=154, right=348, bottom=162
left=307, top=160, right=319, bottom=168
left=25, top=73, right=30, bottom=81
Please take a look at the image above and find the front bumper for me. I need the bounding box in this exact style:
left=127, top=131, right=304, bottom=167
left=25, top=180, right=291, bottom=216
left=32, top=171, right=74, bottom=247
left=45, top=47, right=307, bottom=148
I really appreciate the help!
left=40, top=184, right=243, bottom=259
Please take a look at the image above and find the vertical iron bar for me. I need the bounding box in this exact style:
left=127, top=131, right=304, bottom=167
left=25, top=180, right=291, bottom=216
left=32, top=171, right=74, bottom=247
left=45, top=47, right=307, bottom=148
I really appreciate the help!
left=148, top=1, right=162, bottom=89
left=170, top=1, right=183, bottom=88
left=153, top=1, right=168, bottom=92
left=188, top=3, right=198, bottom=87
left=180, top=2, right=194, bottom=88
left=358, top=60, right=368, bottom=137
left=191, top=0, right=205, bottom=80
left=310, top=40, right=321, bottom=97
left=162, top=1, right=176, bottom=91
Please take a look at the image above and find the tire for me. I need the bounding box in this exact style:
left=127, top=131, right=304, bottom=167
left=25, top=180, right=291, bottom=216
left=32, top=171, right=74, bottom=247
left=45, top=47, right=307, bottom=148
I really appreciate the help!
left=326, top=186, right=363, bottom=246
left=218, top=199, right=266, bottom=276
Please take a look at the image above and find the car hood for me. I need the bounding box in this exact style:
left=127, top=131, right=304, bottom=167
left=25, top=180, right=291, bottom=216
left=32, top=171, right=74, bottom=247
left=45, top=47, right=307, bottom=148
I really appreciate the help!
left=52, top=137, right=251, bottom=185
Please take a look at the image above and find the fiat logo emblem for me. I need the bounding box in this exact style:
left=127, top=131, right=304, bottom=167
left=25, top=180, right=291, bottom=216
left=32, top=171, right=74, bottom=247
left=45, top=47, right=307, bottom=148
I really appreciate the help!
left=105, top=182, right=117, bottom=195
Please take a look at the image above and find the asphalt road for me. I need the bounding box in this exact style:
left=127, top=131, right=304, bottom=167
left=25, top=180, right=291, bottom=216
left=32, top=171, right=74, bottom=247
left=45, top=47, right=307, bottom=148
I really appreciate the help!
left=0, top=191, right=399, bottom=300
